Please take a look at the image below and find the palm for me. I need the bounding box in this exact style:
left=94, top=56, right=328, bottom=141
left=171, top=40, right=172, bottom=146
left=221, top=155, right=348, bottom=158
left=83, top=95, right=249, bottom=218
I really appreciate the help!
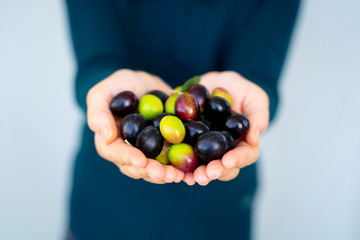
left=88, top=69, right=186, bottom=184
left=182, top=71, right=270, bottom=185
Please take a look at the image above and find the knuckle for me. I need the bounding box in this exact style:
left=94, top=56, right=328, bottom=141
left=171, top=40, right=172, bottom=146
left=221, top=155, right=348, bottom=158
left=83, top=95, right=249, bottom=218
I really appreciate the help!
left=87, top=117, right=97, bottom=131
left=224, top=70, right=241, bottom=78
left=206, top=71, right=220, bottom=75
left=114, top=69, right=132, bottom=77
left=135, top=70, right=147, bottom=76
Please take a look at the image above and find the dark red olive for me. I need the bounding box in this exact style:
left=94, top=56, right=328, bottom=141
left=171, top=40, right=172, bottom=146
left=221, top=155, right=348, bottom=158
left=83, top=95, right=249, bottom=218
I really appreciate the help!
left=220, top=131, right=235, bottom=151
left=224, top=113, right=250, bottom=140
left=110, top=91, right=138, bottom=117
left=120, top=113, right=147, bottom=146
left=194, top=131, right=228, bottom=163
left=184, top=121, right=209, bottom=145
left=136, top=126, right=164, bottom=159
left=203, top=96, right=231, bottom=125
left=175, top=93, right=199, bottom=121
left=187, top=84, right=209, bottom=112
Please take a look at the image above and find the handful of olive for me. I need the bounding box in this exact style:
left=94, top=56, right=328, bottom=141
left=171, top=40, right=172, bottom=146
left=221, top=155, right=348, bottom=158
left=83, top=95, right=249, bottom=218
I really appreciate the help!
left=110, top=76, right=250, bottom=172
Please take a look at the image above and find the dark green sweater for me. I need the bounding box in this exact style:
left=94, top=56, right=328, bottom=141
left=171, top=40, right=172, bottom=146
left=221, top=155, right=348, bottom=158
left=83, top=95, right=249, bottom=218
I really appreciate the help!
left=66, top=0, right=299, bottom=239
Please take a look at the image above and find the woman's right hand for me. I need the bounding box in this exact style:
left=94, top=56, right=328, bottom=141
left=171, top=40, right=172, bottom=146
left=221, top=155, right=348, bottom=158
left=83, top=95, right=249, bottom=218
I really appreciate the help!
left=87, top=69, right=185, bottom=184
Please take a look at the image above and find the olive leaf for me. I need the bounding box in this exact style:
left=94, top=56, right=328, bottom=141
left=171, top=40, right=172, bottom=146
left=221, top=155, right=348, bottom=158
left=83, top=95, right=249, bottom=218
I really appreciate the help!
left=181, top=76, right=200, bottom=92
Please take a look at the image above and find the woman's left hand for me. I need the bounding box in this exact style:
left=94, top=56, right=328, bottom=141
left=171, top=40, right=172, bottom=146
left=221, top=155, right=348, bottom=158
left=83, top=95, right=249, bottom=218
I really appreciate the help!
left=182, top=71, right=270, bottom=186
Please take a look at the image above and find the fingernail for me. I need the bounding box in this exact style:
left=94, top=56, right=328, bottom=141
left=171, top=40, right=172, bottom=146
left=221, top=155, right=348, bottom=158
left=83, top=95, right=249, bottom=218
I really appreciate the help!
left=210, top=172, right=221, bottom=180
left=253, top=128, right=260, bottom=146
left=164, top=177, right=173, bottom=183
left=224, top=159, right=236, bottom=168
left=256, top=128, right=261, bottom=143
left=198, top=177, right=209, bottom=186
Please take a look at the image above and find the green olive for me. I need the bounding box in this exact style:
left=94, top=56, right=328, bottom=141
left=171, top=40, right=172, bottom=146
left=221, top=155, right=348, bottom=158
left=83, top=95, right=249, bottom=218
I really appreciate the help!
left=165, top=94, right=180, bottom=115
left=168, top=143, right=198, bottom=172
left=155, top=141, right=172, bottom=165
left=159, top=115, right=185, bottom=144
left=138, top=94, right=164, bottom=120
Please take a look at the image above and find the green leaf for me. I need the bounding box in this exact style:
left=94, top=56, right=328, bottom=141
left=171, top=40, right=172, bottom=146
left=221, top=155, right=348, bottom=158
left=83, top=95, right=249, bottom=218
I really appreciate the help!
left=181, top=76, right=200, bottom=92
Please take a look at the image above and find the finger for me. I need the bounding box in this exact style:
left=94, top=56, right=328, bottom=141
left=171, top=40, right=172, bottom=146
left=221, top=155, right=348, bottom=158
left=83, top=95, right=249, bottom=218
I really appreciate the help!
left=183, top=172, right=196, bottom=186
left=145, top=159, right=166, bottom=181
left=143, top=177, right=167, bottom=184
left=194, top=165, right=211, bottom=186
left=200, top=71, right=245, bottom=98
left=94, top=133, right=147, bottom=167
left=118, top=164, right=147, bottom=179
left=163, top=165, right=177, bottom=183
left=200, top=71, right=219, bottom=82
left=205, top=160, right=225, bottom=180
left=119, top=162, right=166, bottom=184
left=221, top=142, right=260, bottom=169
left=136, top=71, right=173, bottom=94
left=174, top=169, right=185, bottom=183
left=218, top=168, right=240, bottom=182
left=199, top=72, right=222, bottom=94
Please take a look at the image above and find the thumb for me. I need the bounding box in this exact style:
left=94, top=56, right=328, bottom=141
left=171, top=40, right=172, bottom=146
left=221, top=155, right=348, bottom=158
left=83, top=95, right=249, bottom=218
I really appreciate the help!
left=87, top=81, right=118, bottom=145
left=243, top=90, right=270, bottom=147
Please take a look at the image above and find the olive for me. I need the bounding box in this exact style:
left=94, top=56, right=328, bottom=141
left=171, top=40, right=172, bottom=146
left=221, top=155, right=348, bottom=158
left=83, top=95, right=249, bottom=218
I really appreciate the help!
left=194, top=131, right=228, bottom=163
left=152, top=112, right=172, bottom=129
left=224, top=113, right=250, bottom=140
left=187, top=84, right=209, bottom=112
left=146, top=90, right=169, bottom=105
left=136, top=126, right=163, bottom=159
left=168, top=143, right=198, bottom=172
left=175, top=93, right=199, bottom=121
left=138, top=94, right=164, bottom=120
left=211, top=87, right=232, bottom=106
left=183, top=121, right=209, bottom=145
left=155, top=141, right=172, bottom=165
left=165, top=94, right=180, bottom=115
left=203, top=96, right=231, bottom=125
left=110, top=91, right=138, bottom=117
left=120, top=113, right=147, bottom=146
left=159, top=115, right=186, bottom=144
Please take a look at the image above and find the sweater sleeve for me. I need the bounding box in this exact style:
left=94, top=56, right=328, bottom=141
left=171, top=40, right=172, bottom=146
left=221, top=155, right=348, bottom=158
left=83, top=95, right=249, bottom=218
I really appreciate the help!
left=222, top=0, right=300, bottom=122
left=66, top=0, right=129, bottom=112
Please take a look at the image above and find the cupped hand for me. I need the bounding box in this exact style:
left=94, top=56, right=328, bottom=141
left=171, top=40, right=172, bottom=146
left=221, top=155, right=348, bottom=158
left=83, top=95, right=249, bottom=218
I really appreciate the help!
left=183, top=71, right=270, bottom=186
left=87, top=69, right=185, bottom=184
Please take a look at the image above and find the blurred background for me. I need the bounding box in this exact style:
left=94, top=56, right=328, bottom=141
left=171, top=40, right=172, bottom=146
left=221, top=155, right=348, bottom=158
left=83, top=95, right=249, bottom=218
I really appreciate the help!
left=0, top=0, right=359, bottom=239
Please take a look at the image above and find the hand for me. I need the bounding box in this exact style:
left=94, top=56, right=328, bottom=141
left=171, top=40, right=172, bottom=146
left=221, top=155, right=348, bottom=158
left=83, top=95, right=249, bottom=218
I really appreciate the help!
left=87, top=69, right=185, bottom=184
left=182, top=71, right=269, bottom=186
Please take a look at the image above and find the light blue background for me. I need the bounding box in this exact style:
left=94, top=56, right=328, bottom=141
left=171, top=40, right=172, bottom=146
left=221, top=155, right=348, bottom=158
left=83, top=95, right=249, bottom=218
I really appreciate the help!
left=0, top=0, right=359, bottom=239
